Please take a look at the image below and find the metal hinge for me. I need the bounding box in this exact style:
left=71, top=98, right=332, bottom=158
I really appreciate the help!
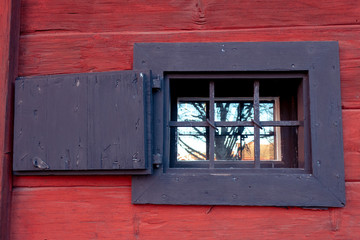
left=153, top=153, right=162, bottom=168
left=152, top=75, right=161, bottom=90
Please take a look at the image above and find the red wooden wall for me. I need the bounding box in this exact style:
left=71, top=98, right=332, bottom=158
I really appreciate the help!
left=0, top=1, right=12, bottom=238
left=4, top=0, right=360, bottom=239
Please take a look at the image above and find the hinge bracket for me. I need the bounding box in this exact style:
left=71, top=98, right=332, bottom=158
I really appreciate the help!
left=153, top=153, right=162, bottom=168
left=152, top=75, right=161, bottom=90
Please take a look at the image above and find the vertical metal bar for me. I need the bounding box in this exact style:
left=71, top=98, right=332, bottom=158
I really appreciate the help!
left=209, top=81, right=215, bottom=168
left=253, top=80, right=260, bottom=168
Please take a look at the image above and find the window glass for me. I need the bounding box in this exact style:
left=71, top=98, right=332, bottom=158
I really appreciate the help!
left=170, top=77, right=302, bottom=169
left=214, top=127, right=254, bottom=161
left=259, top=102, right=274, bottom=121
left=215, top=102, right=253, bottom=122
left=178, top=102, right=207, bottom=122
left=260, top=126, right=276, bottom=160
left=176, top=127, right=208, bottom=161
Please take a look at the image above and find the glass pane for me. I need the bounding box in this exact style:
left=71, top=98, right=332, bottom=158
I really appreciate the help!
left=178, top=102, right=206, bottom=122
left=278, top=126, right=300, bottom=168
left=177, top=127, right=208, bottom=161
left=259, top=126, right=301, bottom=168
left=259, top=102, right=274, bottom=121
left=260, top=127, right=276, bottom=160
left=215, top=102, right=253, bottom=121
left=215, top=127, right=254, bottom=161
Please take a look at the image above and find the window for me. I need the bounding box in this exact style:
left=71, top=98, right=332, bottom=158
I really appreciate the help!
left=168, top=73, right=306, bottom=170
left=14, top=42, right=345, bottom=207
left=132, top=42, right=345, bottom=207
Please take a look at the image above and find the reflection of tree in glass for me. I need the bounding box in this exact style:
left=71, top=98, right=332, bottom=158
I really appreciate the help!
left=177, top=102, right=274, bottom=161
left=177, top=102, right=208, bottom=160
left=215, top=102, right=253, bottom=160
left=178, top=127, right=207, bottom=160
left=178, top=102, right=206, bottom=122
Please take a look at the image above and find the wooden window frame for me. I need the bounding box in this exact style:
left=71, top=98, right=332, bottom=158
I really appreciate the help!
left=132, top=42, right=345, bottom=207
left=167, top=73, right=301, bottom=169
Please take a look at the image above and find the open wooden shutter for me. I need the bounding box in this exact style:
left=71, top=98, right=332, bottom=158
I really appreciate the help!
left=13, top=71, right=151, bottom=174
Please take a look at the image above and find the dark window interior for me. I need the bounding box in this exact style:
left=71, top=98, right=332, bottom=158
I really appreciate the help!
left=168, top=73, right=306, bottom=169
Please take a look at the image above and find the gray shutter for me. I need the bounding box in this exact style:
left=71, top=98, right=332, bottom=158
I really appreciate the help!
left=13, top=71, right=151, bottom=174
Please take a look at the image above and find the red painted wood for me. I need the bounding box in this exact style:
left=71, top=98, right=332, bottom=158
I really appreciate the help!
left=13, top=176, right=131, bottom=187
left=10, top=182, right=360, bottom=240
left=0, top=0, right=11, bottom=154
left=341, top=60, right=360, bottom=109
left=18, top=26, right=360, bottom=108
left=0, top=0, right=19, bottom=238
left=20, top=0, right=360, bottom=34
left=342, top=110, right=360, bottom=181
left=9, top=0, right=360, bottom=239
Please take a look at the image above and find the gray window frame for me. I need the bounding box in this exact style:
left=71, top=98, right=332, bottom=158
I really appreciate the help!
left=132, top=42, right=345, bottom=207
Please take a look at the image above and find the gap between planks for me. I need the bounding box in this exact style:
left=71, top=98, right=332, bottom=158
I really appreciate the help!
left=20, top=24, right=360, bottom=38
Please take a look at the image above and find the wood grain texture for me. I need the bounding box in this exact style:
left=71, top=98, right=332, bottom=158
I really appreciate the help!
left=14, top=71, right=149, bottom=173
left=13, top=176, right=131, bottom=187
left=19, top=26, right=360, bottom=75
left=341, top=60, right=360, bottom=109
left=10, top=0, right=360, bottom=238
left=10, top=182, right=360, bottom=240
left=0, top=0, right=20, bottom=239
left=20, top=0, right=360, bottom=34
left=0, top=0, right=11, bottom=157
left=342, top=110, right=360, bottom=181
left=18, top=26, right=360, bottom=108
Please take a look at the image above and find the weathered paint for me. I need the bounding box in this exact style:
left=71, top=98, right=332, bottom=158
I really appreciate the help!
left=13, top=71, right=151, bottom=173
left=1, top=0, right=360, bottom=239
left=0, top=0, right=19, bottom=239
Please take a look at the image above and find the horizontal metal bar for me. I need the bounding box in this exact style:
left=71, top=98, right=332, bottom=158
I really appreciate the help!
left=169, top=121, right=302, bottom=127
left=215, top=121, right=302, bottom=127
left=169, top=122, right=208, bottom=127
left=260, top=121, right=303, bottom=126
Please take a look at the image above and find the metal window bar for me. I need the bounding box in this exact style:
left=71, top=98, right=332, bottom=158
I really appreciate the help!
left=209, top=81, right=215, bottom=168
left=253, top=80, right=261, bottom=168
left=170, top=79, right=304, bottom=168
left=169, top=121, right=302, bottom=127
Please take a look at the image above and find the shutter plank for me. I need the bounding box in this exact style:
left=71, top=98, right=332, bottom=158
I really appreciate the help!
left=47, top=74, right=88, bottom=170
left=13, top=71, right=150, bottom=173
left=89, top=72, right=147, bottom=170
left=14, top=78, right=48, bottom=171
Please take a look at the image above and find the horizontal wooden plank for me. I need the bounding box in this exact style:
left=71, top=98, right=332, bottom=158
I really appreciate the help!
left=13, top=176, right=131, bottom=187
left=20, top=0, right=360, bottom=34
left=18, top=26, right=360, bottom=108
left=342, top=109, right=360, bottom=181
left=341, top=60, right=360, bottom=109
left=10, top=182, right=360, bottom=239
left=18, top=26, right=360, bottom=76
